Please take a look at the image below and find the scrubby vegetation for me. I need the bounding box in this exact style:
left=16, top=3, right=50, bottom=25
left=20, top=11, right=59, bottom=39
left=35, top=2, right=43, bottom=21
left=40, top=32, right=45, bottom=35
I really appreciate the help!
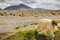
left=14, top=25, right=28, bottom=30
left=3, top=28, right=60, bottom=40
left=19, top=13, right=25, bottom=17
left=30, top=22, right=39, bottom=25
left=3, top=30, right=36, bottom=40
left=0, top=10, right=60, bottom=17
left=57, top=27, right=60, bottom=30
left=54, top=29, right=60, bottom=40
left=3, top=29, right=54, bottom=40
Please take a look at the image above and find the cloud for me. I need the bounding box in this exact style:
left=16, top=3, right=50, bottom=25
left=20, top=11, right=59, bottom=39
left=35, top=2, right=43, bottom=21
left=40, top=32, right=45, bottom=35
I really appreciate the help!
left=0, top=3, right=10, bottom=9
left=6, top=0, right=21, bottom=5
left=0, top=0, right=5, bottom=3
left=21, top=0, right=60, bottom=10
left=0, top=0, right=60, bottom=10
left=0, top=0, right=21, bottom=9
left=20, top=0, right=38, bottom=4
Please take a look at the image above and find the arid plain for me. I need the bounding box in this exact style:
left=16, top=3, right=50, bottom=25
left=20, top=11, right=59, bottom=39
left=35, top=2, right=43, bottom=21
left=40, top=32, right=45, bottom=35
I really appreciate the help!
left=0, top=10, right=60, bottom=40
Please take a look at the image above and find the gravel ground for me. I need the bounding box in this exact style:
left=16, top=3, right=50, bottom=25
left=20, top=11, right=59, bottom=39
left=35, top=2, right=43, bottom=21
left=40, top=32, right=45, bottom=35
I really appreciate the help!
left=0, top=16, right=60, bottom=32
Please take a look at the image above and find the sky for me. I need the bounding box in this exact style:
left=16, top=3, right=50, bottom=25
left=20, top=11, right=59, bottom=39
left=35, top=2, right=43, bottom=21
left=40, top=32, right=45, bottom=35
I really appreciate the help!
left=0, top=0, right=60, bottom=10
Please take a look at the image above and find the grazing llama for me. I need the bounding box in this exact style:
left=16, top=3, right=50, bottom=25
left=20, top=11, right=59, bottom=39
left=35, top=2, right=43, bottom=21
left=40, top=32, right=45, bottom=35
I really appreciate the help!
left=36, top=19, right=58, bottom=40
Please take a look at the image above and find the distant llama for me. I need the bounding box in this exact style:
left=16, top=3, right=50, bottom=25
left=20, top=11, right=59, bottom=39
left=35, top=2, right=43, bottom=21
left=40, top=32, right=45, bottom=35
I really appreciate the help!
left=36, top=19, right=58, bottom=40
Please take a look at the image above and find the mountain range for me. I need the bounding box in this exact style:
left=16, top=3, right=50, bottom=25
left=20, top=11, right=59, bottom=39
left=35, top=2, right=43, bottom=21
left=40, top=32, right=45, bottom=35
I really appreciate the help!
left=0, top=8, right=1, bottom=10
left=4, top=4, right=31, bottom=10
left=0, top=4, right=47, bottom=10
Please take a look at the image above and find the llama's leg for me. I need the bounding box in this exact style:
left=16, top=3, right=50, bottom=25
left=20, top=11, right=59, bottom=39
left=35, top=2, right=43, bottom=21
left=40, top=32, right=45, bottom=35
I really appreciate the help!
left=50, top=31, right=54, bottom=40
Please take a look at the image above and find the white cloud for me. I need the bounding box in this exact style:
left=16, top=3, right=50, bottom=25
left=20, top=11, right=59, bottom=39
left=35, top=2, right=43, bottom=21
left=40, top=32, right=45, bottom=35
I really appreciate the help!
left=21, top=0, right=60, bottom=10
left=0, top=0, right=21, bottom=9
left=0, top=3, right=10, bottom=9
left=0, top=0, right=60, bottom=10
left=0, top=0, right=5, bottom=3
left=6, top=0, right=21, bottom=5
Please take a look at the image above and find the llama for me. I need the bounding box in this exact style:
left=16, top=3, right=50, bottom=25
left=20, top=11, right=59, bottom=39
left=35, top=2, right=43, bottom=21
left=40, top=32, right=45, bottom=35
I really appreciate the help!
left=36, top=19, right=58, bottom=40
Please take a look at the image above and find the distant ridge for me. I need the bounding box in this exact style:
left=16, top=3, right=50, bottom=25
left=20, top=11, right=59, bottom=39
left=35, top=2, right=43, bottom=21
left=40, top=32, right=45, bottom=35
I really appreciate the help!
left=0, top=4, right=49, bottom=10
left=33, top=8, right=48, bottom=10
left=4, top=4, right=31, bottom=10
left=0, top=8, right=1, bottom=10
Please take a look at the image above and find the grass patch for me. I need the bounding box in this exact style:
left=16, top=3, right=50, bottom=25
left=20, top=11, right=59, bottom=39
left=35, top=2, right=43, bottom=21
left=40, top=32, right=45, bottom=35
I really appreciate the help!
left=30, top=22, right=39, bottom=25
left=3, top=30, right=36, bottom=40
left=54, top=27, right=60, bottom=40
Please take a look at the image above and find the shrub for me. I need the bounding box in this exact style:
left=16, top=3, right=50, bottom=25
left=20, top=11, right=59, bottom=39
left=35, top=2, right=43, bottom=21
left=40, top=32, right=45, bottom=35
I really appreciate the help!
left=54, top=30, right=60, bottom=40
left=14, top=25, right=28, bottom=30
left=22, top=25, right=28, bottom=27
left=51, top=12, right=56, bottom=15
left=3, top=30, right=36, bottom=40
left=0, top=13, right=3, bottom=16
left=30, top=22, right=39, bottom=25
left=10, top=13, right=12, bottom=15
left=21, top=30, right=35, bottom=40
left=13, top=14, right=15, bottom=16
left=14, top=26, right=20, bottom=29
left=57, top=26, right=60, bottom=30
left=19, top=13, right=24, bottom=17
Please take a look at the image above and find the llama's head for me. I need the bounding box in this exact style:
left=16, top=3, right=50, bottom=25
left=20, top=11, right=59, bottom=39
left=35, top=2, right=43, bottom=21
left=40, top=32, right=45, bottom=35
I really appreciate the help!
left=52, top=19, right=60, bottom=26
